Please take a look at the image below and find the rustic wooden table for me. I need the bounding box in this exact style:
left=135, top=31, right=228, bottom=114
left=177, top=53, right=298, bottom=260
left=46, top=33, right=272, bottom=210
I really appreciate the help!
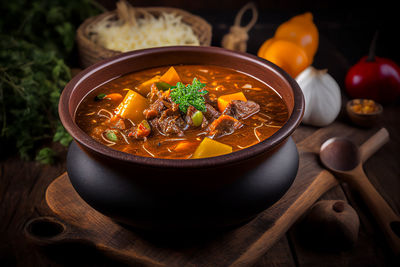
left=1, top=7, right=399, bottom=266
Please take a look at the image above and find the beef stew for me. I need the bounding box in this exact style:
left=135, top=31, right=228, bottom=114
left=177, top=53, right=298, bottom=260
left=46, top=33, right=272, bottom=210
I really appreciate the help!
left=75, top=65, right=288, bottom=159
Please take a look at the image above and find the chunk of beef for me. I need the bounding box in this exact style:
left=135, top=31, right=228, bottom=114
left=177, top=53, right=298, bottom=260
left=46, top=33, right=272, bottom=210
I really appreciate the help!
left=204, top=103, right=221, bottom=121
left=160, top=116, right=185, bottom=136
left=143, top=98, right=164, bottom=119
left=222, top=100, right=260, bottom=119
left=151, top=116, right=185, bottom=136
left=204, top=93, right=218, bottom=105
left=162, top=96, right=179, bottom=110
left=201, top=116, right=209, bottom=128
left=144, top=86, right=178, bottom=120
left=185, top=105, right=196, bottom=127
left=160, top=107, right=181, bottom=120
left=147, top=84, right=164, bottom=103
left=207, top=115, right=243, bottom=139
left=170, top=101, right=180, bottom=112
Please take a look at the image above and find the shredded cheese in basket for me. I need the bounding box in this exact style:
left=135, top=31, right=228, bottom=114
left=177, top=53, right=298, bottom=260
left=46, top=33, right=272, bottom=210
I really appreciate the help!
left=92, top=12, right=200, bottom=52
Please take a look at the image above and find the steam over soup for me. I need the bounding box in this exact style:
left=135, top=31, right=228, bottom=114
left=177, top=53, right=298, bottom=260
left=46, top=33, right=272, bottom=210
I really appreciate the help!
left=75, top=65, right=289, bottom=159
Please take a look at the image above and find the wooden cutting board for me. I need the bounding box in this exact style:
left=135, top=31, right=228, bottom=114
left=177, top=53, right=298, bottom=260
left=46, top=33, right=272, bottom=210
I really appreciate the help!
left=25, top=122, right=380, bottom=266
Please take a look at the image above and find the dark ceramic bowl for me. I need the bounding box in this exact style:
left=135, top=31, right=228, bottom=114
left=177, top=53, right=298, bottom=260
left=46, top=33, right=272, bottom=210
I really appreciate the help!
left=59, top=46, right=304, bottom=231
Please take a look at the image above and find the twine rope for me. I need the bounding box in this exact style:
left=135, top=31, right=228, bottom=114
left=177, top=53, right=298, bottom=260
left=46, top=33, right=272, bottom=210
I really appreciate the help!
left=221, top=2, right=258, bottom=52
left=116, top=0, right=154, bottom=27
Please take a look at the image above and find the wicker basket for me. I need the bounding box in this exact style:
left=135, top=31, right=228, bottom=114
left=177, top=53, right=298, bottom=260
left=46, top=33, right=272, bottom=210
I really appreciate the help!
left=76, top=7, right=212, bottom=68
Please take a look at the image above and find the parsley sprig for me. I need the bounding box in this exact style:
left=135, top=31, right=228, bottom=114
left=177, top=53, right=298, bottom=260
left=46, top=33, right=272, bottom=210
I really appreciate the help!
left=170, top=78, right=208, bottom=113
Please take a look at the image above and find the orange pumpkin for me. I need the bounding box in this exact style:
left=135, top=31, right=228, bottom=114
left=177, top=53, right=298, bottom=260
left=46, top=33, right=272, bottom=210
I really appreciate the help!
left=274, top=12, right=319, bottom=61
left=257, top=39, right=309, bottom=78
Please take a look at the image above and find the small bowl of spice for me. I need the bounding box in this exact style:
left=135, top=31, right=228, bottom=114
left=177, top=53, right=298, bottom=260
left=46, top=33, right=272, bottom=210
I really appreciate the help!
left=346, top=99, right=383, bottom=127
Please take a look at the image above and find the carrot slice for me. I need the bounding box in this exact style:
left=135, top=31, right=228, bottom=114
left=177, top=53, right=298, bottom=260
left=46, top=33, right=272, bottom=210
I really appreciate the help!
left=174, top=141, right=195, bottom=152
left=160, top=66, right=181, bottom=86
left=106, top=93, right=123, bottom=102
left=217, top=92, right=247, bottom=112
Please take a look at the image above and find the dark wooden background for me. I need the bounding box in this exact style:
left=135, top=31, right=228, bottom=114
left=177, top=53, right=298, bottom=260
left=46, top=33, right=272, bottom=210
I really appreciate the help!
left=96, top=0, right=399, bottom=64
left=1, top=0, right=399, bottom=266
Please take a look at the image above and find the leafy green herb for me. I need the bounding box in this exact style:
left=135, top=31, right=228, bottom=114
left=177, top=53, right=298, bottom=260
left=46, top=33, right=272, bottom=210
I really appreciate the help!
left=170, top=78, right=208, bottom=113
left=0, top=36, right=72, bottom=161
left=0, top=1, right=102, bottom=163
left=35, top=147, right=56, bottom=165
left=53, top=123, right=73, bottom=146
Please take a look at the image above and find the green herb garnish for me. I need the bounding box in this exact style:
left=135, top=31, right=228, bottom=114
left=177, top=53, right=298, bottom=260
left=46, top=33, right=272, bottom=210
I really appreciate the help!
left=170, top=78, right=208, bottom=113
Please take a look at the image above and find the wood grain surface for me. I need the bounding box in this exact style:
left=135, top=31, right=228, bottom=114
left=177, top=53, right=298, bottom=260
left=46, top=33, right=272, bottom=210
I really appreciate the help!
left=21, top=122, right=390, bottom=267
left=1, top=117, right=399, bottom=266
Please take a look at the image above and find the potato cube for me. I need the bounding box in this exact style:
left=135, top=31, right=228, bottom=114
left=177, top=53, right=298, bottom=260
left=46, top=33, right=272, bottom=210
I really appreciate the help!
left=114, top=89, right=149, bottom=123
left=192, top=137, right=232, bottom=159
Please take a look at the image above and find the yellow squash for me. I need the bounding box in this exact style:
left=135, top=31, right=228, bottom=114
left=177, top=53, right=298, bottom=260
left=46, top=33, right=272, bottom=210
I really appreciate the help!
left=192, top=137, right=232, bottom=159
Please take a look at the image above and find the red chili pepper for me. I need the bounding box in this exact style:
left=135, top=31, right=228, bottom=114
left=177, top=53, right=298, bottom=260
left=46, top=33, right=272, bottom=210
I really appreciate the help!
left=345, top=32, right=400, bottom=104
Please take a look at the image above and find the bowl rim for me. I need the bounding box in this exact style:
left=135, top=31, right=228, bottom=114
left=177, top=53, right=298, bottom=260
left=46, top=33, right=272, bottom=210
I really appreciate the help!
left=59, top=46, right=304, bottom=169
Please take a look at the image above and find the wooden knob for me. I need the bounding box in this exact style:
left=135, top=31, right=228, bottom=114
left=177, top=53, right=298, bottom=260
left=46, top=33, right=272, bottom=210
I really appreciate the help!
left=299, top=200, right=360, bottom=250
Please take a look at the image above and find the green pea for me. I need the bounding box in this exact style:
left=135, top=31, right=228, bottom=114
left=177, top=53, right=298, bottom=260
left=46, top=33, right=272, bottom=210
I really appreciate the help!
left=191, top=111, right=203, bottom=127
left=105, top=130, right=118, bottom=142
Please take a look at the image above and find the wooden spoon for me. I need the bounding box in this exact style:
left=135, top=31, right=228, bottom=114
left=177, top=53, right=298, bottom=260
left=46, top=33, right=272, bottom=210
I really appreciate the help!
left=320, top=128, right=400, bottom=255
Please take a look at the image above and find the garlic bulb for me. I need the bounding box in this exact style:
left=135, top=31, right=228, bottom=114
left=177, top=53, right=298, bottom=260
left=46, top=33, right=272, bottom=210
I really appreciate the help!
left=296, top=66, right=341, bottom=127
